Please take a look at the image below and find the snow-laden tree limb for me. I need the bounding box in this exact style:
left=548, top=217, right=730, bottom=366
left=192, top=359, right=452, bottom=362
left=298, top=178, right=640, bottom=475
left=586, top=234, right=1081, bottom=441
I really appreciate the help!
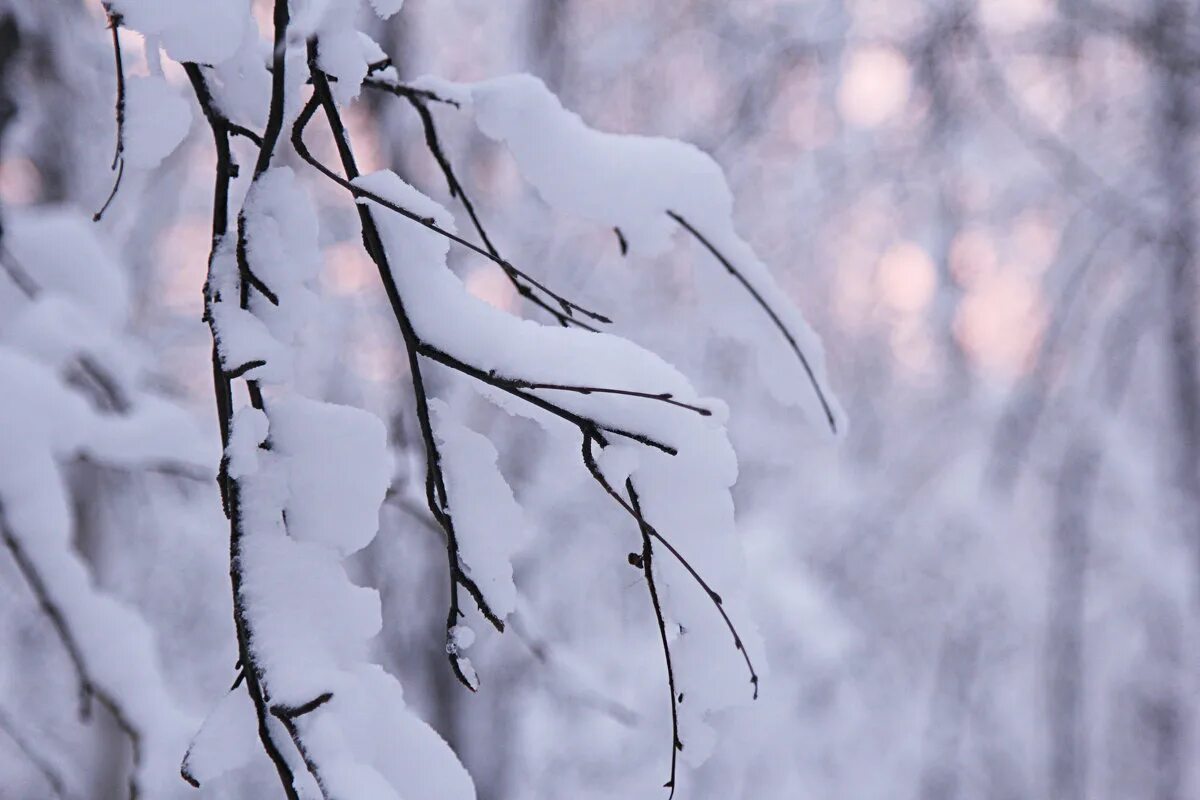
left=104, top=0, right=842, bottom=796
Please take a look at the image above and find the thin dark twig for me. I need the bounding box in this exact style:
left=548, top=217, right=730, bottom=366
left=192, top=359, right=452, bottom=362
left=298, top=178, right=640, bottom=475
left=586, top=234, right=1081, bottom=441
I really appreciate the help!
left=642, top=530, right=759, bottom=698
left=399, top=90, right=604, bottom=329
left=627, top=485, right=682, bottom=798
left=668, top=211, right=838, bottom=434
left=363, top=75, right=461, bottom=107
left=227, top=123, right=263, bottom=147
left=92, top=158, right=125, bottom=223
left=271, top=692, right=333, bottom=720
left=93, top=7, right=125, bottom=222
left=414, top=341, right=679, bottom=455
left=580, top=437, right=759, bottom=697
left=224, top=359, right=267, bottom=380
left=520, top=382, right=712, bottom=416
left=105, top=8, right=124, bottom=171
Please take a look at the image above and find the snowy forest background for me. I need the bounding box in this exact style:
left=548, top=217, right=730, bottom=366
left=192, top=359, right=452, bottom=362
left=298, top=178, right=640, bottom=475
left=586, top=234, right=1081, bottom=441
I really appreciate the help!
left=1, top=0, right=1198, bottom=798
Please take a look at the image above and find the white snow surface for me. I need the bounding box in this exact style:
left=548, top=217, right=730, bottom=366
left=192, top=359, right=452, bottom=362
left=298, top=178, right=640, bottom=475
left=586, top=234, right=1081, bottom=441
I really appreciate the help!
left=113, top=0, right=250, bottom=64
left=268, top=395, right=393, bottom=557
left=430, top=399, right=527, bottom=620
left=211, top=301, right=293, bottom=384
left=366, top=0, right=405, bottom=18
left=122, top=76, right=193, bottom=170
left=242, top=167, right=323, bottom=346
left=180, top=687, right=259, bottom=785
left=206, top=19, right=272, bottom=128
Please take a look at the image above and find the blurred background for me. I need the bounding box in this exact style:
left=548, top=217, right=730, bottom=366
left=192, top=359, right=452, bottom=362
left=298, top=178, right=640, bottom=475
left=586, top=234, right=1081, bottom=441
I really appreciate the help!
left=2, top=0, right=1199, bottom=798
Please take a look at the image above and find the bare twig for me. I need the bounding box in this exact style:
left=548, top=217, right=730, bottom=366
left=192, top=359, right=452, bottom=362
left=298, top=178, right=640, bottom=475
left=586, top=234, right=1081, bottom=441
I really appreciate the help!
left=668, top=211, right=838, bottom=434
left=93, top=7, right=126, bottom=222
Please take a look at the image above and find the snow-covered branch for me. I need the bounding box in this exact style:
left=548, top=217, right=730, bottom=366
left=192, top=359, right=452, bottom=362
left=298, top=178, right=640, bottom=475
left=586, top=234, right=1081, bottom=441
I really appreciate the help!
left=96, top=0, right=840, bottom=796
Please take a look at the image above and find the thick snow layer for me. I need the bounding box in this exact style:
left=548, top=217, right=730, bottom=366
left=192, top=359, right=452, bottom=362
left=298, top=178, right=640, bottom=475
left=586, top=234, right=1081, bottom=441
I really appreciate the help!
left=242, top=168, right=323, bottom=345
left=181, top=687, right=259, bottom=785
left=430, top=400, right=527, bottom=620
left=239, top=522, right=383, bottom=704
left=467, top=75, right=723, bottom=257
left=211, top=301, right=292, bottom=383
left=112, top=0, right=249, bottom=65
left=227, top=407, right=269, bottom=480
left=207, top=21, right=272, bottom=129
left=300, top=665, right=475, bottom=800
left=268, top=396, right=393, bottom=557
left=366, top=0, right=405, bottom=18
left=122, top=76, right=193, bottom=170
left=316, top=28, right=388, bottom=105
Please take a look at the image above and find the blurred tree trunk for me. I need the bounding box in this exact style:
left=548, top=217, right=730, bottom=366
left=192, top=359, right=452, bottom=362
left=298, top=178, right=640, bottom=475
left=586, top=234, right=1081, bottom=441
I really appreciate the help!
left=1148, top=3, right=1194, bottom=799
left=916, top=624, right=980, bottom=800
left=1155, top=0, right=1200, bottom=590
left=526, top=0, right=569, bottom=94
left=915, top=7, right=970, bottom=396
left=1141, top=601, right=1183, bottom=800
left=1046, top=438, right=1095, bottom=800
